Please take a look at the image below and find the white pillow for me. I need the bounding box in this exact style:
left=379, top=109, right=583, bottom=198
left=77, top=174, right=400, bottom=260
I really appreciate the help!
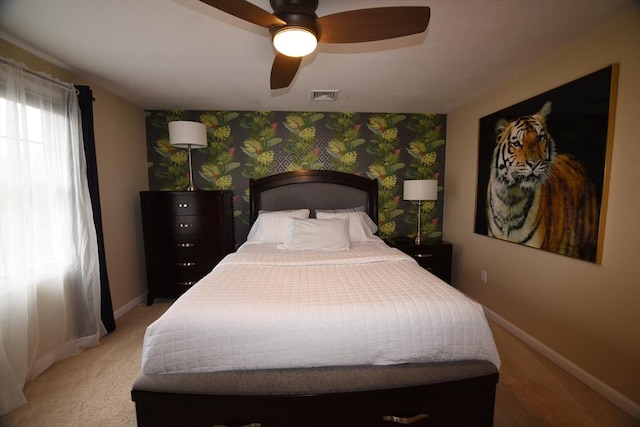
left=280, top=218, right=351, bottom=251
left=316, top=211, right=379, bottom=243
left=316, top=206, right=377, bottom=234
left=316, top=206, right=365, bottom=213
left=246, top=209, right=310, bottom=243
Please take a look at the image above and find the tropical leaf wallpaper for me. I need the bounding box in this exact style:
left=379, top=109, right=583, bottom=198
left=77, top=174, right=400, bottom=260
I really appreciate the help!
left=145, top=110, right=446, bottom=245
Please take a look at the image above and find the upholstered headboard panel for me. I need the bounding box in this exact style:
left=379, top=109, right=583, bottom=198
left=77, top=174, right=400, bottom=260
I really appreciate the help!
left=249, top=170, right=378, bottom=224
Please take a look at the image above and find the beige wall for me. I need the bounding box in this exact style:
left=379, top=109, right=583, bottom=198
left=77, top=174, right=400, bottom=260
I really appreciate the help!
left=2, top=6, right=638, bottom=411
left=445, top=8, right=640, bottom=407
left=0, top=38, right=149, bottom=313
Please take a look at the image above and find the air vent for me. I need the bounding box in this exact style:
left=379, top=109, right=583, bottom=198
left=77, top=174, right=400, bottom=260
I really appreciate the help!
left=311, top=90, right=339, bottom=101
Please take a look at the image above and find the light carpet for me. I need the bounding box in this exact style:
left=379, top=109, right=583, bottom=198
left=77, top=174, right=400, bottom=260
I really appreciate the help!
left=0, top=302, right=637, bottom=426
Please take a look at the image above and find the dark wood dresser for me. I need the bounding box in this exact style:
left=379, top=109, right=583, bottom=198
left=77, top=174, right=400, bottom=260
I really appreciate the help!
left=385, top=238, right=453, bottom=283
left=140, top=191, right=234, bottom=305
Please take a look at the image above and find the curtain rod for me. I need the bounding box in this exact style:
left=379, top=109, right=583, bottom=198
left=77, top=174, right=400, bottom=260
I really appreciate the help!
left=1, top=56, right=76, bottom=92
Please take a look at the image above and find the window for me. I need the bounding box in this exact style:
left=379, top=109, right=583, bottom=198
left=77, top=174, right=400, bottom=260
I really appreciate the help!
left=0, top=59, right=101, bottom=415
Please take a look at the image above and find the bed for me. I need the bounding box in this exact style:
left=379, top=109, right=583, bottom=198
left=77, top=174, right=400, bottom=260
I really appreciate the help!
left=131, top=170, right=500, bottom=427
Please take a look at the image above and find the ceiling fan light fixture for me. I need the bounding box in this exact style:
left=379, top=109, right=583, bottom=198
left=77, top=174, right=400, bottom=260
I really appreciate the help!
left=272, top=26, right=317, bottom=57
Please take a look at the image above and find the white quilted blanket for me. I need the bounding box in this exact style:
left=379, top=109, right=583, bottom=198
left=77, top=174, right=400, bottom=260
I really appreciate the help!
left=141, top=241, right=500, bottom=374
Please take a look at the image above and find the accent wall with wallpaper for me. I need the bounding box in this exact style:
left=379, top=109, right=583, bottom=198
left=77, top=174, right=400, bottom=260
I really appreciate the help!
left=145, top=110, right=446, bottom=244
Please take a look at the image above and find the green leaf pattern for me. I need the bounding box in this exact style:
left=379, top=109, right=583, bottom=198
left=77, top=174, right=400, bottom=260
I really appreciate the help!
left=146, top=110, right=445, bottom=242
left=365, top=114, right=406, bottom=238
left=283, top=112, right=324, bottom=171
left=405, top=114, right=444, bottom=239
left=240, top=111, right=282, bottom=180
left=149, top=110, right=191, bottom=191
left=325, top=113, right=365, bottom=173
left=199, top=111, right=240, bottom=191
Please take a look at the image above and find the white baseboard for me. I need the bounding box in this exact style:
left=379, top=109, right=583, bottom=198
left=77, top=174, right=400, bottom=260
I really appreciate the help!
left=113, top=293, right=146, bottom=320
left=484, top=307, right=640, bottom=421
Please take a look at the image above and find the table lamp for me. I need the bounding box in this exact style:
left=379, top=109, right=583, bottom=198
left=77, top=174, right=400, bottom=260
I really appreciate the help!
left=168, top=121, right=207, bottom=191
left=403, top=179, right=438, bottom=244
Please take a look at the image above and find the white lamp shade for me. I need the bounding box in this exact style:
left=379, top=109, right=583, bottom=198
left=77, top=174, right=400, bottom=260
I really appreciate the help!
left=168, top=121, right=207, bottom=149
left=273, top=27, right=318, bottom=57
left=403, top=180, right=438, bottom=201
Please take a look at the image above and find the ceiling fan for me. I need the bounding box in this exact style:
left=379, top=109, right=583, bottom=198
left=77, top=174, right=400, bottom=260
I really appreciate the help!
left=200, top=0, right=431, bottom=89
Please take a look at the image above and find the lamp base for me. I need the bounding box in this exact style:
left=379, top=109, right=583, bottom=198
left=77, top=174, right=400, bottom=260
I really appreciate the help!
left=186, top=145, right=196, bottom=191
left=414, top=200, right=424, bottom=245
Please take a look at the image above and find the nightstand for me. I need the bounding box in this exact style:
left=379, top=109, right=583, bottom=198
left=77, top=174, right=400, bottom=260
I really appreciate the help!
left=140, top=191, right=234, bottom=305
left=385, top=238, right=452, bottom=283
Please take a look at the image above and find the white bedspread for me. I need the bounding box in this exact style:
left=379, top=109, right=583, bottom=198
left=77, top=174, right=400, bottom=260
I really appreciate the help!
left=141, top=241, right=500, bottom=375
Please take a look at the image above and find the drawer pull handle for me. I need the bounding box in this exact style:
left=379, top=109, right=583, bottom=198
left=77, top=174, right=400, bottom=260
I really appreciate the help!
left=176, top=262, right=196, bottom=267
left=177, top=203, right=190, bottom=208
left=383, top=414, right=429, bottom=424
left=177, top=281, right=196, bottom=286
left=178, top=223, right=192, bottom=228
left=177, top=243, right=195, bottom=248
left=414, top=253, right=433, bottom=258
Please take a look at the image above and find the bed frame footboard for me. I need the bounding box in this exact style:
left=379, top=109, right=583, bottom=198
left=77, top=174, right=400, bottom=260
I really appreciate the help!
left=132, top=361, right=498, bottom=427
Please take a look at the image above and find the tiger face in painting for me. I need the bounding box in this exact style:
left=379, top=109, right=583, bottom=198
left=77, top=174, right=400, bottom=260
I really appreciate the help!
left=486, top=101, right=599, bottom=261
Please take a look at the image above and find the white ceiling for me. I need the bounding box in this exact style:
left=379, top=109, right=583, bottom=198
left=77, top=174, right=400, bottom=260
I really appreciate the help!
left=0, top=0, right=634, bottom=113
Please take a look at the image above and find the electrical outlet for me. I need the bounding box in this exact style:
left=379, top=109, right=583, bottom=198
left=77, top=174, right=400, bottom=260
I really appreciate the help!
left=481, top=270, right=488, bottom=283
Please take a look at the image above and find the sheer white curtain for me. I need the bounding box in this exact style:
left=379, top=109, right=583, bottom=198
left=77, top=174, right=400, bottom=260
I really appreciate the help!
left=0, top=58, right=101, bottom=415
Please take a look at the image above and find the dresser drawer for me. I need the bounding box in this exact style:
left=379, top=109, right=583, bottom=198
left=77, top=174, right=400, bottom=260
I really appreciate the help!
left=322, top=381, right=494, bottom=427
left=404, top=247, right=449, bottom=279
left=402, top=246, right=449, bottom=264
left=146, top=271, right=204, bottom=296
left=141, top=192, right=227, bottom=217
left=323, top=396, right=431, bottom=426
left=146, top=254, right=222, bottom=295
left=385, top=240, right=452, bottom=283
left=144, top=233, right=226, bottom=256
left=140, top=191, right=234, bottom=304
left=144, top=214, right=225, bottom=235
left=135, top=393, right=321, bottom=427
left=146, top=252, right=223, bottom=276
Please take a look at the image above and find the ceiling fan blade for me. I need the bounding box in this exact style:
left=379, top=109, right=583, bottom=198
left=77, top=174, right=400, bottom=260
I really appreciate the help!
left=199, top=0, right=285, bottom=28
left=317, top=7, right=430, bottom=44
left=270, top=53, right=302, bottom=89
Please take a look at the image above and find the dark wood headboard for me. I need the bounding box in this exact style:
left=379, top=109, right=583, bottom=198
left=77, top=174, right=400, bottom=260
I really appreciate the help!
left=249, top=170, right=378, bottom=225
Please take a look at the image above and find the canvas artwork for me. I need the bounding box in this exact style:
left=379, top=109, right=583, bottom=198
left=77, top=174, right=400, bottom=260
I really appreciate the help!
left=474, top=65, right=618, bottom=263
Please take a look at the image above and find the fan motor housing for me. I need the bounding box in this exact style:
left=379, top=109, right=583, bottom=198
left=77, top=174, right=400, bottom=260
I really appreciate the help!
left=269, top=0, right=319, bottom=37
left=270, top=0, right=318, bottom=15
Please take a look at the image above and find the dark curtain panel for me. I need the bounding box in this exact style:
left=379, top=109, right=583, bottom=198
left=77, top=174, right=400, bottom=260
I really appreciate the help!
left=76, top=85, right=116, bottom=333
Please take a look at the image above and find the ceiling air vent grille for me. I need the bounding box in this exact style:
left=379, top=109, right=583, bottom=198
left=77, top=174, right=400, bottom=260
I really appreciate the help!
left=311, top=90, right=339, bottom=101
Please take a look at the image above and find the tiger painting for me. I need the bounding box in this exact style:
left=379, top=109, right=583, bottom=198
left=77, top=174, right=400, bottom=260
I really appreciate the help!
left=485, top=101, right=599, bottom=261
